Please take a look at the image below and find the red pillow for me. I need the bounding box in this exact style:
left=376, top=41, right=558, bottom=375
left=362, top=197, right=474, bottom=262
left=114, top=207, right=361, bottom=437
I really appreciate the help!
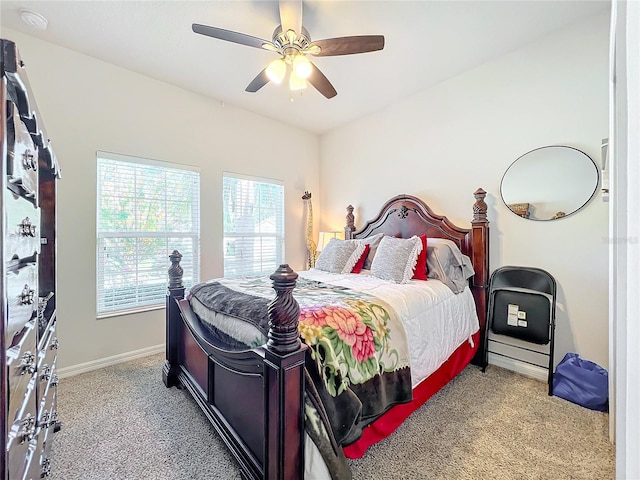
left=351, top=244, right=371, bottom=274
left=412, top=234, right=428, bottom=280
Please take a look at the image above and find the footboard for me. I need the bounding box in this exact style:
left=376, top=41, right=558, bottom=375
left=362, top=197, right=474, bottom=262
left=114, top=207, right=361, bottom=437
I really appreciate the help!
left=162, top=251, right=307, bottom=480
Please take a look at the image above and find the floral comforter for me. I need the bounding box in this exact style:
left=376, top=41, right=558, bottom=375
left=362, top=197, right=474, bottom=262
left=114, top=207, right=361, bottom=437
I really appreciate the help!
left=190, top=275, right=411, bottom=400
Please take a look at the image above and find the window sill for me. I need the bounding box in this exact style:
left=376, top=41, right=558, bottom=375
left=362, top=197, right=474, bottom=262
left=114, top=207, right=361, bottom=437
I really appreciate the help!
left=97, top=304, right=165, bottom=320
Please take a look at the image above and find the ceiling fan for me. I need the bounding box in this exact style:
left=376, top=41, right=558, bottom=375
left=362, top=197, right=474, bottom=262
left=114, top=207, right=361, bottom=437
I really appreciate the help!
left=192, top=0, right=385, bottom=99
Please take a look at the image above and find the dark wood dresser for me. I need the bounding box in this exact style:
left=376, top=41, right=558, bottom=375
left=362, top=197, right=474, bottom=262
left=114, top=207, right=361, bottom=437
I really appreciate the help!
left=1, top=39, right=61, bottom=479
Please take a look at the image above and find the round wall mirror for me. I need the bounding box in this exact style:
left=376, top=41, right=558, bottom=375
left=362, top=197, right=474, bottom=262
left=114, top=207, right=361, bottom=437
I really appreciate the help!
left=501, top=146, right=599, bottom=221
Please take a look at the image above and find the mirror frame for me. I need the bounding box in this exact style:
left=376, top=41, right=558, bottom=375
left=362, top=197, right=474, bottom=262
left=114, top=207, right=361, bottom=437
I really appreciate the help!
left=500, top=145, right=600, bottom=221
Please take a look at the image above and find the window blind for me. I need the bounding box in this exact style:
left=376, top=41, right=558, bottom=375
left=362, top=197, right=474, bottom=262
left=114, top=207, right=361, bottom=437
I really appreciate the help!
left=223, top=173, right=284, bottom=278
left=97, top=153, right=200, bottom=316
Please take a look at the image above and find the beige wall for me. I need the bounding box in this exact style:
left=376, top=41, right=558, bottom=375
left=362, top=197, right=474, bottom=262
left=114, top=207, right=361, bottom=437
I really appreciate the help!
left=3, top=29, right=319, bottom=370
left=319, top=12, right=610, bottom=370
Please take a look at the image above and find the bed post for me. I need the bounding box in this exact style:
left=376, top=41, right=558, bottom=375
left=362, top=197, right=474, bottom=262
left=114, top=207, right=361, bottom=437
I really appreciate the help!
left=470, top=188, right=489, bottom=367
left=163, top=249, right=184, bottom=388
left=263, top=264, right=307, bottom=480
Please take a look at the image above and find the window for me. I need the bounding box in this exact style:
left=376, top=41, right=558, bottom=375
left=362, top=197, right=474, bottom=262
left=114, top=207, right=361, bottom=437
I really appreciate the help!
left=223, top=173, right=284, bottom=277
left=97, top=152, right=200, bottom=316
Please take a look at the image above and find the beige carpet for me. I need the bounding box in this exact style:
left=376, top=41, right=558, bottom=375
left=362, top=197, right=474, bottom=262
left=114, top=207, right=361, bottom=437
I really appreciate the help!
left=50, top=353, right=614, bottom=479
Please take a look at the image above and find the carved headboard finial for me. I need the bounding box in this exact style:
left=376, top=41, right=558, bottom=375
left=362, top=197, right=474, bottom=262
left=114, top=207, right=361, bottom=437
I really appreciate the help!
left=472, top=188, right=488, bottom=224
left=345, top=205, right=355, bottom=233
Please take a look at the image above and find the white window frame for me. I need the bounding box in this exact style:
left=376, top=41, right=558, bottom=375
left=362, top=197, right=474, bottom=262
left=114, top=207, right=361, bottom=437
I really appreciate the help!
left=96, top=151, right=200, bottom=317
left=223, top=172, right=285, bottom=278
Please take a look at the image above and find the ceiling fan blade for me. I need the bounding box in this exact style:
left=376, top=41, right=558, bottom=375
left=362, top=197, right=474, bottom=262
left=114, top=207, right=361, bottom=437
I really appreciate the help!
left=192, top=24, right=272, bottom=50
left=245, top=69, right=271, bottom=93
left=308, top=35, right=385, bottom=56
left=279, top=0, right=302, bottom=36
left=307, top=62, right=337, bottom=99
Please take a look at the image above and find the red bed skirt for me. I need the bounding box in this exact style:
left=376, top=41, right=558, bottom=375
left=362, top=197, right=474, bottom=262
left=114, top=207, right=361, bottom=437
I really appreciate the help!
left=342, top=330, right=480, bottom=459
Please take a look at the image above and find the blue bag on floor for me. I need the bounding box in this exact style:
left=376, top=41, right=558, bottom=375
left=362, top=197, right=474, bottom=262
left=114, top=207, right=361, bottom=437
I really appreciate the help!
left=552, top=352, right=608, bottom=412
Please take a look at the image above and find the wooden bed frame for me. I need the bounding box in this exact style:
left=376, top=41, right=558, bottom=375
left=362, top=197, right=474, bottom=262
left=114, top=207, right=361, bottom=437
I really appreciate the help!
left=162, top=189, right=489, bottom=480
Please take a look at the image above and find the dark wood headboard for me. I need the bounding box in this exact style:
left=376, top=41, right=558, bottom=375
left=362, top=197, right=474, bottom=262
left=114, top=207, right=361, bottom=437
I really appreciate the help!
left=344, top=189, right=490, bottom=366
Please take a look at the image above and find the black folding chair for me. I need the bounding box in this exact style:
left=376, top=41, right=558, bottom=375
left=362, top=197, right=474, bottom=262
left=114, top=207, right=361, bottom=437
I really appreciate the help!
left=483, top=266, right=557, bottom=395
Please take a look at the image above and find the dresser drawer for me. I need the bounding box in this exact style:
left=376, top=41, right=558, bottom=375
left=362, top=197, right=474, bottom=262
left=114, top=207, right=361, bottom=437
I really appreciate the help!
left=6, top=103, right=39, bottom=202
left=36, top=386, right=58, bottom=480
left=38, top=385, right=58, bottom=446
left=6, top=386, right=37, bottom=479
left=6, top=320, right=37, bottom=423
left=2, top=49, right=33, bottom=120
left=36, top=324, right=58, bottom=408
left=6, top=262, right=38, bottom=347
left=5, top=189, right=41, bottom=260
left=22, top=439, right=41, bottom=480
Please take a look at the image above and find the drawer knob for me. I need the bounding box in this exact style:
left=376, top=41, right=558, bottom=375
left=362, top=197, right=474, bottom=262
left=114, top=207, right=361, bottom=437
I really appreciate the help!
left=22, top=148, right=37, bottom=171
left=19, top=284, right=35, bottom=305
left=40, top=364, right=51, bottom=382
left=41, top=457, right=52, bottom=477
left=18, top=217, right=37, bottom=237
left=48, top=410, right=59, bottom=428
left=20, top=351, right=36, bottom=375
left=39, top=410, right=50, bottom=428
left=19, top=414, right=36, bottom=443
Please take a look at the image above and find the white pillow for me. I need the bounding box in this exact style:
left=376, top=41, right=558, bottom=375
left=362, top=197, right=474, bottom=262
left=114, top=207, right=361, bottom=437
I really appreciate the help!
left=315, top=238, right=366, bottom=274
left=370, top=235, right=423, bottom=284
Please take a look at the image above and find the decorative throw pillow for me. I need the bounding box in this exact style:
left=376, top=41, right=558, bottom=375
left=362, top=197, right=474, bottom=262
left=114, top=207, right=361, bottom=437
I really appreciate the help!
left=370, top=235, right=423, bottom=284
left=315, top=238, right=366, bottom=274
left=351, top=244, right=370, bottom=273
left=412, top=234, right=428, bottom=280
left=361, top=233, right=385, bottom=270
left=427, top=238, right=475, bottom=293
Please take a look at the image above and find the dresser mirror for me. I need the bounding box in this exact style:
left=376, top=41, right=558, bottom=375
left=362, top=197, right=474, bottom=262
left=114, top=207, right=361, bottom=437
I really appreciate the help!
left=500, top=146, right=599, bottom=221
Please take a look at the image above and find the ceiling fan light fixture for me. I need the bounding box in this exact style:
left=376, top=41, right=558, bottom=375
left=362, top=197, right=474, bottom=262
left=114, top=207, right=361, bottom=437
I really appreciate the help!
left=266, top=58, right=286, bottom=84
left=289, top=71, right=307, bottom=91
left=192, top=1, right=385, bottom=100
left=292, top=55, right=312, bottom=79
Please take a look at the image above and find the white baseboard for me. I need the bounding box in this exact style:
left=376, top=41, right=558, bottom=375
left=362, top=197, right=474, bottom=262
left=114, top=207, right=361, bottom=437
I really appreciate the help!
left=488, top=353, right=548, bottom=382
left=57, top=344, right=164, bottom=379
left=58, top=346, right=545, bottom=382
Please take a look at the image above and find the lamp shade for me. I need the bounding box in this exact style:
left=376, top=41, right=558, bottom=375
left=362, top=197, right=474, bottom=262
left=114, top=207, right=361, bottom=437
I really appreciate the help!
left=266, top=58, right=286, bottom=84
left=289, top=70, right=307, bottom=91
left=292, top=55, right=312, bottom=79
left=317, top=231, right=344, bottom=251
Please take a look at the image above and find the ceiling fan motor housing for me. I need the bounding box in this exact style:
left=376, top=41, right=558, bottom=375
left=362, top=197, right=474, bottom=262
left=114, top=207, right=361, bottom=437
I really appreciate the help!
left=272, top=25, right=312, bottom=54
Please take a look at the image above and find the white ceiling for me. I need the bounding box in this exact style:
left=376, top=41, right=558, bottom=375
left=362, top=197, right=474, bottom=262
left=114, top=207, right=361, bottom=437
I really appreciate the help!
left=0, top=0, right=609, bottom=135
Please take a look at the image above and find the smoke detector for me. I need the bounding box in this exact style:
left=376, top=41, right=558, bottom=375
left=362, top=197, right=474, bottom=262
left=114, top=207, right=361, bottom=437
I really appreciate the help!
left=20, top=9, right=48, bottom=30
